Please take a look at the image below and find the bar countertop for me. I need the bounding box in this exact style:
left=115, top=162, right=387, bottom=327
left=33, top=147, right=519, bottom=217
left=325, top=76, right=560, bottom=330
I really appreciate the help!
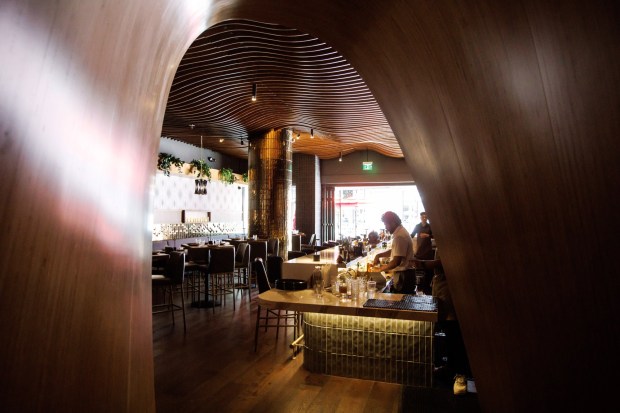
left=257, top=289, right=438, bottom=322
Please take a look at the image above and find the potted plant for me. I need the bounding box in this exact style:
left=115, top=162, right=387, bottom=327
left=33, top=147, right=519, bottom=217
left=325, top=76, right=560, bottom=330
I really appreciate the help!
left=219, top=167, right=235, bottom=185
left=242, top=171, right=248, bottom=183
left=157, top=153, right=184, bottom=176
left=190, top=159, right=211, bottom=180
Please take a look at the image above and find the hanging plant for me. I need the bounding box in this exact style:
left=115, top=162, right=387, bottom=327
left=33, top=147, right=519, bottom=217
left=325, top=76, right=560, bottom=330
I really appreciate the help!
left=242, top=171, right=248, bottom=183
left=220, top=167, right=235, bottom=185
left=157, top=153, right=183, bottom=176
left=190, top=159, right=211, bottom=180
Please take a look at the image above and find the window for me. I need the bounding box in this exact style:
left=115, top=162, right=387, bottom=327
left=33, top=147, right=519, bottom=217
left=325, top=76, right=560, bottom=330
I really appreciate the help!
left=334, top=185, right=424, bottom=238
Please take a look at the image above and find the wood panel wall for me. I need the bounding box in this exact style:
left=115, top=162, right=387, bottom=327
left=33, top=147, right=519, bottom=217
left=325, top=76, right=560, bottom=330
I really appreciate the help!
left=0, top=1, right=209, bottom=411
left=221, top=1, right=619, bottom=411
left=1, top=1, right=618, bottom=412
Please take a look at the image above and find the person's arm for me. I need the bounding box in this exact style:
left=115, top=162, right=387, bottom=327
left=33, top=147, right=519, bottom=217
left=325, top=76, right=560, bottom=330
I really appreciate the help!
left=372, top=249, right=391, bottom=265
left=378, top=255, right=404, bottom=272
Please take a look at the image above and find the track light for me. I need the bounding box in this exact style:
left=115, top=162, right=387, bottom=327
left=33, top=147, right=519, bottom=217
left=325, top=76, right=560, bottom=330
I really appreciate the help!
left=251, top=83, right=257, bottom=102
left=296, top=133, right=300, bottom=140
left=310, top=128, right=314, bottom=139
left=219, top=138, right=224, bottom=143
left=241, top=139, right=244, bottom=145
left=339, top=151, right=343, bottom=162
left=207, top=157, right=215, bottom=162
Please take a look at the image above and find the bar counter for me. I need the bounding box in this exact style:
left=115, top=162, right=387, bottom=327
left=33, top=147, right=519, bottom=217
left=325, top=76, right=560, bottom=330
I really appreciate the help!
left=258, top=289, right=437, bottom=387
left=257, top=289, right=437, bottom=322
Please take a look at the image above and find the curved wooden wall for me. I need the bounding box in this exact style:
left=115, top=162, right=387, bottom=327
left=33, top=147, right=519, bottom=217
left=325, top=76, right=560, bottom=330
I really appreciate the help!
left=1, top=1, right=618, bottom=412
left=221, top=2, right=619, bottom=412
left=0, top=1, right=209, bottom=411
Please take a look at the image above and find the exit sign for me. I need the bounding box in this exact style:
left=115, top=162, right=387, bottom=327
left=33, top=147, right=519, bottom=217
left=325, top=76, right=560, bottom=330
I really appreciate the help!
left=362, top=161, right=373, bottom=171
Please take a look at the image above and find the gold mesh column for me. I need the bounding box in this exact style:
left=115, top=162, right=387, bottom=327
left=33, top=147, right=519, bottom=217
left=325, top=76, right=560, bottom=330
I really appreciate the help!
left=248, top=128, right=292, bottom=257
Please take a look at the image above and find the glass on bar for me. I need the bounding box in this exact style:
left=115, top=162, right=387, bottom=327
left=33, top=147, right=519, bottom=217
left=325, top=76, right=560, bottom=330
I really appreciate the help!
left=367, top=280, right=377, bottom=299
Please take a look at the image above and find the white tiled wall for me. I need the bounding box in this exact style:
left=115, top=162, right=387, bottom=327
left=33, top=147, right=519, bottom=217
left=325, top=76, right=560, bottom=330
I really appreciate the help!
left=153, top=172, right=245, bottom=224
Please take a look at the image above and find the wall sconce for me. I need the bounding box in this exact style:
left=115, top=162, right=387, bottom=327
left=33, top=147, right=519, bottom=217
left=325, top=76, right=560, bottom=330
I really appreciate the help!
left=251, top=83, right=257, bottom=102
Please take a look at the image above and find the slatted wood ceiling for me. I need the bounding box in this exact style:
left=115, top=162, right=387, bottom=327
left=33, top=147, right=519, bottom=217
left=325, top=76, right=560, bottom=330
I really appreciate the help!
left=161, top=20, right=401, bottom=159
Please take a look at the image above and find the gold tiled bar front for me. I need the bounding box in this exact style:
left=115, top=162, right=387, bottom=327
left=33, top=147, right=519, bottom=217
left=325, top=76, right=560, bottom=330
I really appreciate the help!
left=256, top=289, right=438, bottom=387
left=303, top=313, right=434, bottom=387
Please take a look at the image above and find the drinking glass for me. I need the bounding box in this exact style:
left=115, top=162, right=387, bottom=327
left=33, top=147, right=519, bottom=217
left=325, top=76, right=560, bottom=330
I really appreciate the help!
left=312, top=266, right=324, bottom=298
left=332, top=280, right=341, bottom=297
left=339, top=278, right=351, bottom=302
left=350, top=279, right=359, bottom=300
left=367, top=280, right=377, bottom=299
left=359, top=278, right=367, bottom=299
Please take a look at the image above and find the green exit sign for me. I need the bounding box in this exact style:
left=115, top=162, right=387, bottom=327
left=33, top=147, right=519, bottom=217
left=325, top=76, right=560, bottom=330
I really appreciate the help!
left=362, top=161, right=373, bottom=171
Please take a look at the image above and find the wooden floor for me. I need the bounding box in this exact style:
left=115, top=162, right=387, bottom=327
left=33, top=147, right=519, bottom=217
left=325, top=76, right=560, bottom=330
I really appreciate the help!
left=153, top=286, right=480, bottom=413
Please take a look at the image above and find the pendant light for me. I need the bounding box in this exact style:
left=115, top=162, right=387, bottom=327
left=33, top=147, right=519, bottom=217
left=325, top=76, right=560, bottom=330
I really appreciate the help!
left=194, top=135, right=208, bottom=195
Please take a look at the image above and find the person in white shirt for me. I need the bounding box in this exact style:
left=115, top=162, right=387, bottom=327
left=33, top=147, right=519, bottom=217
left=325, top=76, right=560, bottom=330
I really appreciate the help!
left=372, top=211, right=414, bottom=291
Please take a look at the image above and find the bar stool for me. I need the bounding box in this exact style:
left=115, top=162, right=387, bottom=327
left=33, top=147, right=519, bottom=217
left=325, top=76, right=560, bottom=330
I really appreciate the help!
left=152, top=251, right=187, bottom=332
left=234, top=242, right=252, bottom=297
left=207, top=247, right=236, bottom=313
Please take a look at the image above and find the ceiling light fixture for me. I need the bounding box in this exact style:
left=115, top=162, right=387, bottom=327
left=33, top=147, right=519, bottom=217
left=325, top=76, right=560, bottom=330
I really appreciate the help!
left=310, top=128, right=314, bottom=139
left=251, top=83, right=257, bottom=102
left=195, top=135, right=208, bottom=195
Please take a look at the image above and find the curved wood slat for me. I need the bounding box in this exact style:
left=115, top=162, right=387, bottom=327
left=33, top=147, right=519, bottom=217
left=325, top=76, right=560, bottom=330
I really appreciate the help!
left=161, top=19, right=401, bottom=159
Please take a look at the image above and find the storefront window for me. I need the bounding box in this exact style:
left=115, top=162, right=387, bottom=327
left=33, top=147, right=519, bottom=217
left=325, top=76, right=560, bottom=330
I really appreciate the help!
left=335, top=185, right=424, bottom=238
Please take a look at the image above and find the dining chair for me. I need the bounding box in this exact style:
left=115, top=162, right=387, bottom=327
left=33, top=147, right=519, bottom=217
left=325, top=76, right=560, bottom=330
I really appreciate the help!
left=207, top=247, right=236, bottom=313
left=253, top=258, right=300, bottom=352
left=266, top=255, right=283, bottom=286
left=300, top=233, right=316, bottom=250
left=267, top=238, right=280, bottom=257
left=152, top=251, right=187, bottom=332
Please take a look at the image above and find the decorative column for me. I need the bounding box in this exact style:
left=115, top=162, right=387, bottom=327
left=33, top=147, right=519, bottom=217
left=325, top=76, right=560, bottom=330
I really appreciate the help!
left=248, top=128, right=292, bottom=257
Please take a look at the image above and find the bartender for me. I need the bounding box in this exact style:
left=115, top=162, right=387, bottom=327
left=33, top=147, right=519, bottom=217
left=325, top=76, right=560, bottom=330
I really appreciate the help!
left=372, top=211, right=414, bottom=291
